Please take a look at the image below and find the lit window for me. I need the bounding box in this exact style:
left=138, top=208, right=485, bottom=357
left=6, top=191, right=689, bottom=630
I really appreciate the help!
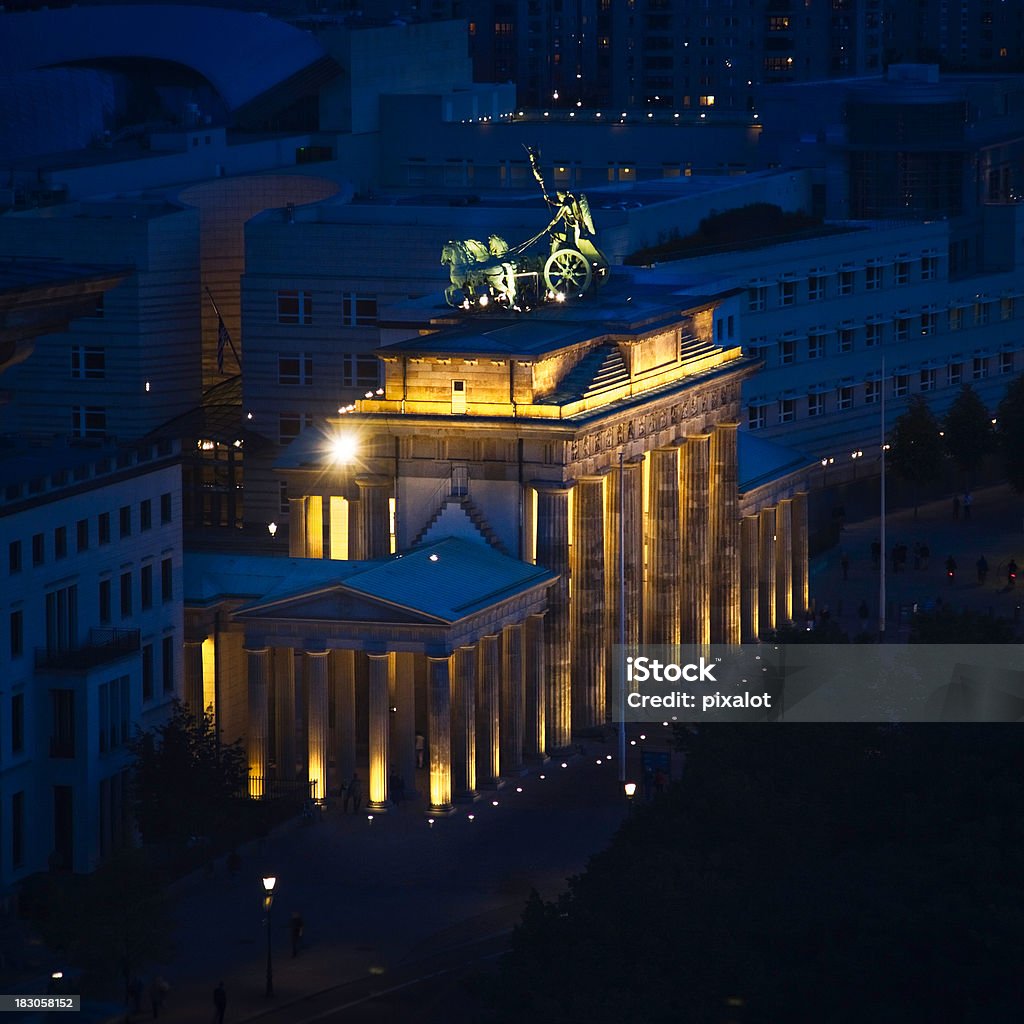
left=699, top=95, right=715, bottom=106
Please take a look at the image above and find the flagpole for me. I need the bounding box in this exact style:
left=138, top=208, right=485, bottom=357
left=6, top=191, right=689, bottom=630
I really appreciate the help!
left=879, top=355, right=886, bottom=641
left=204, top=286, right=241, bottom=371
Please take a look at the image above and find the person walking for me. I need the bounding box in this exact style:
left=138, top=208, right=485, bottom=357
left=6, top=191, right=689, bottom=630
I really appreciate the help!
left=977, top=555, right=989, bottom=585
left=213, top=981, right=227, bottom=1024
left=1009, top=559, right=1018, bottom=588
left=343, top=773, right=362, bottom=814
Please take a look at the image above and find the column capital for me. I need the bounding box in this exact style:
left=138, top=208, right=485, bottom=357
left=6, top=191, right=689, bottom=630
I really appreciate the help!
left=305, top=649, right=331, bottom=659
left=426, top=653, right=452, bottom=665
left=713, top=420, right=741, bottom=431
left=683, top=431, right=713, bottom=442
left=366, top=649, right=391, bottom=661
left=243, top=643, right=269, bottom=655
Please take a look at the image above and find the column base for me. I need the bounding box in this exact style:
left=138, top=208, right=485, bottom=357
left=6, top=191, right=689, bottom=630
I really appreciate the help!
left=454, top=790, right=481, bottom=803
left=426, top=804, right=457, bottom=817
left=366, top=800, right=392, bottom=813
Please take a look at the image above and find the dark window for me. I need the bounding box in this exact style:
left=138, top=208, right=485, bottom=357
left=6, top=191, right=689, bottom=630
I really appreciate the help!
left=9, top=540, right=21, bottom=574
left=160, top=493, right=172, bottom=525
left=12, top=792, right=24, bottom=867
left=341, top=355, right=380, bottom=388
left=161, top=636, right=175, bottom=693
left=10, top=610, right=23, bottom=659
left=342, top=294, right=378, bottom=327
left=70, top=346, right=105, bottom=380
left=276, top=290, right=313, bottom=325
left=32, top=533, right=44, bottom=566
left=50, top=689, right=75, bottom=758
left=11, top=693, right=24, bottom=754
left=140, top=564, right=153, bottom=610
left=119, top=506, right=131, bottom=539
left=99, top=512, right=111, bottom=545
left=54, top=526, right=67, bottom=560
left=120, top=572, right=132, bottom=618
left=161, top=558, right=173, bottom=603
left=278, top=353, right=313, bottom=386
left=140, top=499, right=152, bottom=531
left=99, top=579, right=112, bottom=624
left=76, top=519, right=89, bottom=552
left=142, top=644, right=154, bottom=700
left=71, top=406, right=107, bottom=438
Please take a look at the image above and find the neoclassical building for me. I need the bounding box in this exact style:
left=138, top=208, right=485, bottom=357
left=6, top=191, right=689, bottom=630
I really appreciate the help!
left=188, top=280, right=812, bottom=812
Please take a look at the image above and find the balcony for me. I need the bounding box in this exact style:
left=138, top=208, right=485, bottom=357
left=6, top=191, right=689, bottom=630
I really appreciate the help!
left=35, top=628, right=140, bottom=672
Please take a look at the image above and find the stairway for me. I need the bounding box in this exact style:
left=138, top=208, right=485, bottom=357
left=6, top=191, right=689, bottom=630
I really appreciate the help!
left=549, top=343, right=630, bottom=402
left=411, top=495, right=510, bottom=555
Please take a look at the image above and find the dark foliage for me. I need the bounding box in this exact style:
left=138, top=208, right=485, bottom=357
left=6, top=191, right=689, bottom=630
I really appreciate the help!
left=996, top=374, right=1024, bottom=493
left=889, top=394, right=945, bottom=513
left=943, top=384, right=993, bottom=482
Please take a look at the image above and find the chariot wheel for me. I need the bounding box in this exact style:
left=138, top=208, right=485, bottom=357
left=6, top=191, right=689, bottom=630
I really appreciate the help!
left=543, top=248, right=592, bottom=295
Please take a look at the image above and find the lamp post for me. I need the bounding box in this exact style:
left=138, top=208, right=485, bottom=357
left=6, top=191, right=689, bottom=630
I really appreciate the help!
left=262, top=875, right=277, bottom=997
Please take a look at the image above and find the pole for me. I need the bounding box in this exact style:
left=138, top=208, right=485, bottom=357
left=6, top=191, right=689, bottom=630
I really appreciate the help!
left=205, top=285, right=242, bottom=371
left=879, top=356, right=886, bottom=640
left=618, top=450, right=626, bottom=783
left=265, top=897, right=274, bottom=997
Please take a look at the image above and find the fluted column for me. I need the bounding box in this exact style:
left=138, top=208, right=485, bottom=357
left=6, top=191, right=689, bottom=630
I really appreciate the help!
left=453, top=645, right=478, bottom=798
left=759, top=507, right=777, bottom=632
left=523, top=613, right=547, bottom=760
left=333, top=650, right=357, bottom=788
left=606, top=455, right=645, bottom=660
left=184, top=639, right=205, bottom=723
left=741, top=516, right=761, bottom=642
left=288, top=497, right=307, bottom=557
left=357, top=476, right=392, bottom=559
left=776, top=499, right=793, bottom=625
left=275, top=648, right=296, bottom=780
left=306, top=650, right=330, bottom=802
left=791, top=491, right=809, bottom=618
left=305, top=495, right=323, bottom=559
left=501, top=624, right=524, bottom=774
left=427, top=655, right=453, bottom=814
left=533, top=482, right=572, bottom=751
left=367, top=652, right=391, bottom=810
left=477, top=634, right=501, bottom=786
left=646, top=447, right=682, bottom=644
left=682, top=434, right=711, bottom=645
left=710, top=424, right=741, bottom=644
left=571, top=475, right=606, bottom=731
left=245, top=646, right=270, bottom=798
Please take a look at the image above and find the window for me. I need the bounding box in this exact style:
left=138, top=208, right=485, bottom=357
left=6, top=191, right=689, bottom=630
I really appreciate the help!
left=838, top=386, right=854, bottom=411
left=768, top=15, right=790, bottom=30
left=895, top=261, right=909, bottom=285
left=920, top=368, right=936, bottom=392
left=839, top=327, right=854, bottom=353
left=866, top=323, right=881, bottom=348
left=160, top=493, right=172, bottom=524
left=99, top=512, right=111, bottom=545
left=10, top=610, right=23, bottom=659
left=71, top=406, right=106, bottom=438
left=920, top=312, right=937, bottom=336
left=70, top=346, right=105, bottom=380
left=50, top=689, right=75, bottom=758
left=973, top=357, right=989, bottom=381
left=779, top=398, right=796, bottom=423
left=142, top=644, right=154, bottom=700
left=894, top=374, right=909, bottom=398
left=140, top=500, right=152, bottom=532
left=1001, top=297, right=1014, bottom=321
left=748, top=405, right=767, bottom=430
left=54, top=526, right=67, bottom=560
left=12, top=792, right=24, bottom=868
left=865, top=381, right=880, bottom=405
left=11, top=693, right=24, bottom=753
left=278, top=353, right=313, bottom=386
left=140, top=564, right=153, bottom=611
left=276, top=290, right=313, bottom=325
left=99, top=578, right=111, bottom=624
left=279, top=413, right=313, bottom=445
left=76, top=519, right=89, bottom=552
left=921, top=255, right=937, bottom=280
left=949, top=362, right=963, bottom=386
left=1000, top=352, right=1014, bottom=375
left=865, top=264, right=882, bottom=290
left=839, top=270, right=854, bottom=295
left=779, top=339, right=796, bottom=365
left=119, top=505, right=131, bottom=539
left=747, top=286, right=766, bottom=312
left=279, top=480, right=289, bottom=516
left=162, top=636, right=175, bottom=693
left=32, top=533, right=44, bottom=566
left=342, top=354, right=380, bottom=388
left=342, top=294, right=378, bottom=327
left=99, top=676, right=129, bottom=753
left=807, top=393, right=825, bottom=417
left=950, top=307, right=963, bottom=331
left=807, top=275, right=824, bottom=301
left=120, top=572, right=132, bottom=618
left=778, top=280, right=796, bottom=307
left=808, top=334, right=825, bottom=360
left=9, top=540, right=21, bottom=574
left=161, top=558, right=173, bottom=602
left=974, top=302, right=989, bottom=326
left=895, top=318, right=909, bottom=343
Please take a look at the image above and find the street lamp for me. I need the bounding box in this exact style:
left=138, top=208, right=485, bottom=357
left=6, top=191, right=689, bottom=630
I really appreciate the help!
left=624, top=781, right=637, bottom=812
left=262, top=875, right=277, bottom=997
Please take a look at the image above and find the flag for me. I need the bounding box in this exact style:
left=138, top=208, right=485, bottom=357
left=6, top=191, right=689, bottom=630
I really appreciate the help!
left=217, top=316, right=231, bottom=373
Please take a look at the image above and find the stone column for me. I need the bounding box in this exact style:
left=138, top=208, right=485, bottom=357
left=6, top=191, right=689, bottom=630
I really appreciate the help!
left=501, top=624, right=524, bottom=775
left=305, top=495, right=323, bottom=559
left=306, top=650, right=330, bottom=802
left=791, top=491, right=809, bottom=618
left=245, top=646, right=270, bottom=798
left=710, top=424, right=741, bottom=644
left=571, top=474, right=606, bottom=731
left=367, top=652, right=391, bottom=810
left=646, top=447, right=682, bottom=645
left=426, top=654, right=453, bottom=814
left=477, top=634, right=501, bottom=786
left=184, top=638, right=205, bottom=723
left=453, top=645, right=478, bottom=799
left=759, top=507, right=777, bottom=632
left=523, top=613, right=546, bottom=760
left=275, top=648, right=296, bottom=780
left=333, top=649, right=356, bottom=788
left=357, top=476, right=392, bottom=559
left=776, top=498, right=793, bottom=625
left=741, top=516, right=761, bottom=642
left=681, top=434, right=711, bottom=645
left=533, top=482, right=572, bottom=752
left=288, top=497, right=307, bottom=558
left=622, top=456, right=645, bottom=648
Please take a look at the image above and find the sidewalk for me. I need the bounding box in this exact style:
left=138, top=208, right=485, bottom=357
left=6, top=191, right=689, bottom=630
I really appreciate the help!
left=810, top=482, right=1024, bottom=637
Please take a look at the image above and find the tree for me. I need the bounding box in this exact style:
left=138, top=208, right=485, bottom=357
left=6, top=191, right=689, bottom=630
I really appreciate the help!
left=888, top=394, right=944, bottom=516
left=996, top=374, right=1024, bottom=492
left=130, top=699, right=248, bottom=846
left=943, top=383, right=993, bottom=485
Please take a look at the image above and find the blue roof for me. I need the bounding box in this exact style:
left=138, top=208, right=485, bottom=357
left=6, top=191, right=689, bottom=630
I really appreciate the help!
left=738, top=430, right=816, bottom=492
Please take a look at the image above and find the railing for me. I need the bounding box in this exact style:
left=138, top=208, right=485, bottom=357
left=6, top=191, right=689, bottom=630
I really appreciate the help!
left=35, top=628, right=140, bottom=672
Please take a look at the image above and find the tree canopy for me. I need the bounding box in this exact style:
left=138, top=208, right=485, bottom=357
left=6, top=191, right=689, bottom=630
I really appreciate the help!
left=889, top=394, right=945, bottom=512
left=996, top=373, right=1024, bottom=493
left=943, top=384, right=993, bottom=482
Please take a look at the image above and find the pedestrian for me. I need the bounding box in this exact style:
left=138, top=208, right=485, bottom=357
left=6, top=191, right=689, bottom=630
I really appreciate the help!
left=1009, top=559, right=1018, bottom=588
left=149, top=977, right=168, bottom=1019
left=858, top=599, right=869, bottom=631
left=213, top=981, right=227, bottom=1024
left=963, top=491, right=972, bottom=521
left=840, top=551, right=849, bottom=582
left=389, top=770, right=405, bottom=807
left=977, top=555, right=988, bottom=585
left=290, top=912, right=304, bottom=958
left=871, top=539, right=881, bottom=569
left=343, top=772, right=362, bottom=814
left=415, top=732, right=426, bottom=769
left=953, top=494, right=960, bottom=520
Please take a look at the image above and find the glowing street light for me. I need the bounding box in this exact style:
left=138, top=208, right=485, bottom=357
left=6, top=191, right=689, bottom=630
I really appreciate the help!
left=262, top=875, right=277, bottom=997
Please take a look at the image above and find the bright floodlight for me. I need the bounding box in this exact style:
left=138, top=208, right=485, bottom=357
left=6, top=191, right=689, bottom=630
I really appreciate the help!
left=262, top=875, right=277, bottom=893
left=624, top=782, right=637, bottom=798
left=329, top=434, right=358, bottom=464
